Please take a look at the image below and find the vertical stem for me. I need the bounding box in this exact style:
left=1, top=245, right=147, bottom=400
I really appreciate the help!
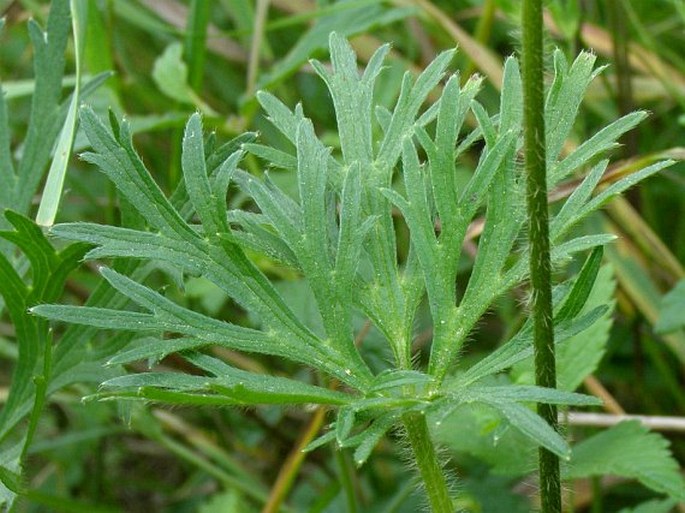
left=403, top=412, right=452, bottom=513
left=521, top=1, right=561, bottom=513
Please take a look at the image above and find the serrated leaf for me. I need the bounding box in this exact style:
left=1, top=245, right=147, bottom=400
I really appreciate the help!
left=567, top=421, right=685, bottom=501
left=433, top=402, right=536, bottom=476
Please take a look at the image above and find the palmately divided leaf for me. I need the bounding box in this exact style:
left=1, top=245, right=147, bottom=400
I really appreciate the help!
left=27, top=33, right=671, bottom=484
left=33, top=267, right=356, bottom=386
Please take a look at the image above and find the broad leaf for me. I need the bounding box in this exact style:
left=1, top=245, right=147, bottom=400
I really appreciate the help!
left=567, top=421, right=685, bottom=502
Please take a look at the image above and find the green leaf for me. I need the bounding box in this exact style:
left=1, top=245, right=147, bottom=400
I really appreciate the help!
left=577, top=160, right=674, bottom=220
left=556, top=246, right=604, bottom=322
left=456, top=305, right=608, bottom=388
left=152, top=42, right=215, bottom=115
left=336, top=407, right=355, bottom=443
left=343, top=413, right=397, bottom=466
left=0, top=211, right=87, bottom=441
left=482, top=401, right=570, bottom=459
left=0, top=463, right=23, bottom=495
left=182, top=113, right=233, bottom=237
left=551, top=160, right=608, bottom=240
left=232, top=170, right=302, bottom=252
left=545, top=51, right=601, bottom=166
left=550, top=111, right=647, bottom=185
left=655, top=278, right=685, bottom=333
left=303, top=430, right=337, bottom=453
left=310, top=33, right=379, bottom=165
left=227, top=211, right=300, bottom=267
left=549, top=234, right=617, bottom=262
left=34, top=267, right=360, bottom=387
left=555, top=265, right=615, bottom=391
left=255, top=91, right=306, bottom=146
left=243, top=143, right=297, bottom=170
left=335, top=163, right=372, bottom=295
left=368, top=370, right=434, bottom=394
left=100, top=362, right=353, bottom=406
left=433, top=402, right=535, bottom=477
left=79, top=107, right=198, bottom=240
left=376, top=47, right=456, bottom=171
left=567, top=421, right=685, bottom=502
left=106, top=337, right=209, bottom=366
left=423, top=74, right=482, bottom=244
left=465, top=385, right=601, bottom=407
left=0, top=51, right=15, bottom=210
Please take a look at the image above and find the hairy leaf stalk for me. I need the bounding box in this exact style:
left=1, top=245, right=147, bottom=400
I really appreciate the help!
left=403, top=412, right=453, bottom=513
left=522, top=1, right=561, bottom=512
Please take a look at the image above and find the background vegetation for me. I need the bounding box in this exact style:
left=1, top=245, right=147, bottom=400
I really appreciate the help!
left=1, top=0, right=684, bottom=512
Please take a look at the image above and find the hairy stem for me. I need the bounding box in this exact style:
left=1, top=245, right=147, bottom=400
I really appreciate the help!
left=403, top=412, right=452, bottom=513
left=521, top=1, right=561, bottom=512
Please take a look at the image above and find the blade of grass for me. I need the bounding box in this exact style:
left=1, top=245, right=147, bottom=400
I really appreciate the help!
left=35, top=0, right=87, bottom=227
